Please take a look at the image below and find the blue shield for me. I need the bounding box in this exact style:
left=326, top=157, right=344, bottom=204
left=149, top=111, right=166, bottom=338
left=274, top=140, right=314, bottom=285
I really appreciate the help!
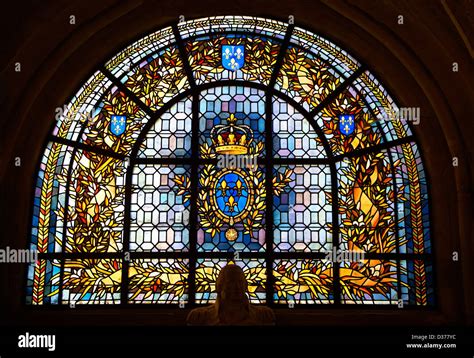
left=110, top=115, right=126, bottom=136
left=222, top=45, right=245, bottom=71
left=215, top=172, right=249, bottom=217
left=338, top=114, right=355, bottom=136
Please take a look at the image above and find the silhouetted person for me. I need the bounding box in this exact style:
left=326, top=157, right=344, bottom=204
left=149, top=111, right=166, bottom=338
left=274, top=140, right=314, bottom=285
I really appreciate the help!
left=186, top=264, right=275, bottom=325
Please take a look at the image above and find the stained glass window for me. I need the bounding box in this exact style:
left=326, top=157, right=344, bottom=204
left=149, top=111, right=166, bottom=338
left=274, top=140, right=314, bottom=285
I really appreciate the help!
left=27, top=16, right=433, bottom=307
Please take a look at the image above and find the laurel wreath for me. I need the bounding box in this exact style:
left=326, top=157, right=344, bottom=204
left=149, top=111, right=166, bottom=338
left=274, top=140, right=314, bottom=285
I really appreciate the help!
left=174, top=142, right=293, bottom=239
left=273, top=168, right=293, bottom=196
left=242, top=168, right=265, bottom=237
left=198, top=165, right=223, bottom=237
left=200, top=142, right=216, bottom=159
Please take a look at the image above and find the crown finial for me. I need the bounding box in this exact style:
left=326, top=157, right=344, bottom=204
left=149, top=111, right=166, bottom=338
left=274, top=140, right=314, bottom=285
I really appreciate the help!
left=210, top=113, right=253, bottom=155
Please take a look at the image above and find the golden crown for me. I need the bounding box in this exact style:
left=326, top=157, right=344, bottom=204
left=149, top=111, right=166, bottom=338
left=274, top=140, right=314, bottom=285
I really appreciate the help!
left=210, top=114, right=253, bottom=155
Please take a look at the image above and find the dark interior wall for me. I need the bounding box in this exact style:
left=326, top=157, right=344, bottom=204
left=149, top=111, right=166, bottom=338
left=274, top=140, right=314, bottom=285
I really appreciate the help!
left=0, top=0, right=472, bottom=326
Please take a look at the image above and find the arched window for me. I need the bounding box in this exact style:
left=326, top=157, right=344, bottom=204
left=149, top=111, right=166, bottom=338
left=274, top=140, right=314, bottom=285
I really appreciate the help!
left=27, top=16, right=433, bottom=307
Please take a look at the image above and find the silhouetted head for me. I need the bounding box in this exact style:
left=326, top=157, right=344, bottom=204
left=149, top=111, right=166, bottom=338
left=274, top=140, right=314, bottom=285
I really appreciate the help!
left=216, top=264, right=248, bottom=305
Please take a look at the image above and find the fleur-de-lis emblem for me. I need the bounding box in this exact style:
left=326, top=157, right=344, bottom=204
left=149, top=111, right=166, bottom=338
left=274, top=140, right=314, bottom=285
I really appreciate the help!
left=338, top=114, right=355, bottom=136
left=229, top=58, right=239, bottom=70
left=223, top=47, right=232, bottom=60
left=110, top=115, right=127, bottom=136
left=235, top=179, right=243, bottom=195
left=218, top=180, right=228, bottom=197
left=222, top=45, right=245, bottom=71
left=225, top=196, right=238, bottom=212
left=234, top=47, right=243, bottom=60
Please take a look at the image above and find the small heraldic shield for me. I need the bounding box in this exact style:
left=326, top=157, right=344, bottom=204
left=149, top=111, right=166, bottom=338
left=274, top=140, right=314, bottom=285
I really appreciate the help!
left=110, top=115, right=126, bottom=136
left=222, top=45, right=245, bottom=71
left=338, top=114, right=355, bottom=136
